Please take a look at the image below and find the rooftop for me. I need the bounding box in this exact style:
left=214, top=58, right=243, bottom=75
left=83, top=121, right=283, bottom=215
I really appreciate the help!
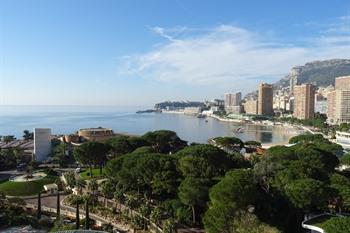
left=79, top=128, right=112, bottom=132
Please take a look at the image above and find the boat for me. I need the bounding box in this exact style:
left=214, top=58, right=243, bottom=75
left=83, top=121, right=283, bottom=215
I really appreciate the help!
left=235, top=127, right=245, bottom=133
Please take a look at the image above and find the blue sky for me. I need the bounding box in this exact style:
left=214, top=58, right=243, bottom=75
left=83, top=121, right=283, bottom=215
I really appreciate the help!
left=1, top=0, right=350, bottom=106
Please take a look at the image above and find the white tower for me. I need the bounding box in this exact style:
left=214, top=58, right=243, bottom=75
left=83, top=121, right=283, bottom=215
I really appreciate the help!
left=34, top=128, right=52, bottom=162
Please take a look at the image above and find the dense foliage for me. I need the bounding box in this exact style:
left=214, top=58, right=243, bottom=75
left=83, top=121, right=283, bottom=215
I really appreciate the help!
left=86, top=130, right=350, bottom=232
left=322, top=216, right=350, bottom=233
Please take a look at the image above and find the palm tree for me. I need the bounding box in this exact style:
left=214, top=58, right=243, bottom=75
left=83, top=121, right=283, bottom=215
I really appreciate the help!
left=150, top=207, right=161, bottom=226
left=163, top=218, right=176, bottom=233
left=76, top=202, right=80, bottom=229
left=56, top=192, right=60, bottom=219
left=114, top=189, right=125, bottom=215
left=139, top=203, right=151, bottom=230
left=87, top=178, right=98, bottom=193
left=3, top=135, right=15, bottom=144
left=85, top=198, right=90, bottom=230
left=76, top=179, right=86, bottom=195
left=125, top=195, right=137, bottom=218
left=87, top=179, right=98, bottom=209
left=37, top=192, right=42, bottom=219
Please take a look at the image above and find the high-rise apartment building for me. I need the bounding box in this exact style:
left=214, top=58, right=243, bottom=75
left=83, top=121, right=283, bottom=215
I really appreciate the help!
left=335, top=76, right=350, bottom=90
left=258, top=83, right=273, bottom=115
left=289, top=67, right=300, bottom=94
left=327, top=76, right=350, bottom=125
left=293, top=84, right=316, bottom=119
left=224, top=92, right=242, bottom=114
left=224, top=92, right=241, bottom=106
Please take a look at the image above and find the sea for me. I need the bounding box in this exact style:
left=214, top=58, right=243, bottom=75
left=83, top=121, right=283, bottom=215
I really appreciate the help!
left=0, top=106, right=298, bottom=145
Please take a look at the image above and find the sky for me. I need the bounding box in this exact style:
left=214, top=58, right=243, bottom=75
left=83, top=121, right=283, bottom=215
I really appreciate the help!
left=1, top=0, right=350, bottom=107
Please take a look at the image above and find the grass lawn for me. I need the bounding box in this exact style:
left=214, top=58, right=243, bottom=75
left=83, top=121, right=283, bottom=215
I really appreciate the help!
left=0, top=175, right=58, bottom=196
left=80, top=168, right=106, bottom=180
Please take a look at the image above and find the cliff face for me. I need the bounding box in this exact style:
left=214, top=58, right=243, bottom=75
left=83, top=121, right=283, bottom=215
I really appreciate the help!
left=275, top=59, right=350, bottom=88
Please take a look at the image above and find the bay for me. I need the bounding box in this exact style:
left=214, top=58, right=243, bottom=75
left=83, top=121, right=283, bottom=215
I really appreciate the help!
left=0, top=106, right=298, bottom=144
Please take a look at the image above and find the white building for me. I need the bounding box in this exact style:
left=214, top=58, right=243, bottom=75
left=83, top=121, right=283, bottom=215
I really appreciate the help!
left=184, top=107, right=202, bottom=115
left=335, top=131, right=350, bottom=148
left=34, top=128, right=52, bottom=161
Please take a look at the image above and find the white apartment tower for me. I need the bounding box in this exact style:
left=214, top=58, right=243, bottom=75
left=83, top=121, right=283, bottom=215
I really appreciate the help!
left=34, top=128, right=52, bottom=161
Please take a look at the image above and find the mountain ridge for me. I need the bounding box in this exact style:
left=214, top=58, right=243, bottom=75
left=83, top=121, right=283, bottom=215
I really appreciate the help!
left=275, top=59, right=350, bottom=88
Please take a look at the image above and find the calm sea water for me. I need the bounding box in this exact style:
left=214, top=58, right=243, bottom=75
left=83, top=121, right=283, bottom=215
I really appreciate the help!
left=0, top=106, right=297, bottom=144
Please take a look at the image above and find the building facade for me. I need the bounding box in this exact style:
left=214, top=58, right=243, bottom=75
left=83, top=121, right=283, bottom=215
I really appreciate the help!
left=327, top=76, right=350, bottom=124
left=78, top=128, right=114, bottom=142
left=258, top=83, right=273, bottom=115
left=224, top=92, right=242, bottom=113
left=293, top=84, right=316, bottom=119
left=184, top=107, right=202, bottom=115
left=243, top=100, right=258, bottom=115
left=335, top=76, right=350, bottom=90
left=34, top=128, right=52, bottom=161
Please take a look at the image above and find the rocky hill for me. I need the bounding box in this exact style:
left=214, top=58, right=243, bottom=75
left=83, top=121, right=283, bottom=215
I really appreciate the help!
left=154, top=100, right=205, bottom=110
left=275, top=59, right=350, bottom=88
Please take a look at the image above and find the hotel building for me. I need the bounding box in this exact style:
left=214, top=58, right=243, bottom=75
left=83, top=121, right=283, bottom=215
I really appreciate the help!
left=293, top=84, right=316, bottom=120
left=327, top=76, right=350, bottom=124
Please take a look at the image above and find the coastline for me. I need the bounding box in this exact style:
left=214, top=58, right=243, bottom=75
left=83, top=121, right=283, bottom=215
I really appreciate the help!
left=161, top=111, right=303, bottom=133
left=159, top=110, right=304, bottom=145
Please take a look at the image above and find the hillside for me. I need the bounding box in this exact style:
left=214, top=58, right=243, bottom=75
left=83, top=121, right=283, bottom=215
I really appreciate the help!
left=275, top=59, right=350, bottom=88
left=154, top=100, right=205, bottom=110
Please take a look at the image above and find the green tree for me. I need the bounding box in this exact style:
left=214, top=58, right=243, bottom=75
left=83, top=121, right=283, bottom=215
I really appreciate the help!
left=87, top=178, right=98, bottom=193
left=213, top=136, right=244, bottom=149
left=114, top=189, right=125, bottom=214
left=74, top=142, right=109, bottom=177
left=340, top=153, right=350, bottom=165
left=231, top=211, right=281, bottom=233
left=64, top=171, right=76, bottom=188
left=284, top=178, right=328, bottom=211
left=178, top=177, right=209, bottom=224
left=203, top=170, right=257, bottom=233
left=163, top=218, right=177, bottom=233
left=176, top=144, right=233, bottom=179
left=150, top=206, right=162, bottom=225
left=101, top=180, right=115, bottom=206
left=23, top=130, right=33, bottom=140
left=322, top=216, right=350, bottom=233
left=142, top=130, right=187, bottom=153
left=2, top=135, right=15, bottom=144
left=105, top=136, right=133, bottom=156
left=330, top=174, right=350, bottom=212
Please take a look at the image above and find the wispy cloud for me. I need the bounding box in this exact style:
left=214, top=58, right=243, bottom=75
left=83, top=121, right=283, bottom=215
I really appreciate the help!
left=119, top=17, right=350, bottom=93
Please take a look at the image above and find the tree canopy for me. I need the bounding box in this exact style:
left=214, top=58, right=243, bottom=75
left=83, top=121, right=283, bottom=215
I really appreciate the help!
left=74, top=141, right=109, bottom=177
left=142, top=130, right=187, bottom=153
